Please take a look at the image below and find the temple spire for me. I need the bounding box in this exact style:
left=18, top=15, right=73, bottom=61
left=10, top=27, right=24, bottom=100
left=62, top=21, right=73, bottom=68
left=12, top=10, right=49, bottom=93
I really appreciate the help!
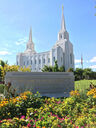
left=61, top=5, right=66, bottom=31
left=29, top=27, right=32, bottom=42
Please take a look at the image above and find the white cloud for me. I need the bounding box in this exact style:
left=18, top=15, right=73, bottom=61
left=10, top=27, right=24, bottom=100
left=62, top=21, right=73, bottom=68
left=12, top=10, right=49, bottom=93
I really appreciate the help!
left=90, top=56, right=96, bottom=63
left=86, top=60, right=89, bottom=63
left=0, top=51, right=11, bottom=55
left=75, top=59, right=81, bottom=64
left=16, top=37, right=28, bottom=45
left=75, top=59, right=90, bottom=64
left=90, top=65, right=96, bottom=69
left=75, top=65, right=80, bottom=68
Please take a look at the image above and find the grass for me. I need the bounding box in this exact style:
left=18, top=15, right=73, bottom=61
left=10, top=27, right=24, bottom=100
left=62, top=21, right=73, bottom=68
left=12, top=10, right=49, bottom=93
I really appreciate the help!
left=75, top=80, right=96, bottom=94
left=0, top=84, right=4, bottom=94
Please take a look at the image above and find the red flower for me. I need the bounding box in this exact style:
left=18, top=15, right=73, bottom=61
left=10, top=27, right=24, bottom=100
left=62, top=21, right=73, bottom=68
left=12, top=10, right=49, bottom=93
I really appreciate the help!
left=27, top=123, right=31, bottom=127
left=21, top=115, right=25, bottom=119
left=58, top=125, right=61, bottom=127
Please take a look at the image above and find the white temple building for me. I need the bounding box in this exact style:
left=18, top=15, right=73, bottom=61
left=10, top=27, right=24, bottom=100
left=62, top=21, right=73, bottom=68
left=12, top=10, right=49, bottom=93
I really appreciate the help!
left=16, top=6, right=74, bottom=72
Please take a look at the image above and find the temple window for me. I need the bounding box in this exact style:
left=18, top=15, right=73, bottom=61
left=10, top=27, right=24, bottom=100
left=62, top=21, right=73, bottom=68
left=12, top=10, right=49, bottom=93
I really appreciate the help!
left=43, top=58, right=45, bottom=63
left=53, top=57, right=55, bottom=62
left=31, top=60, right=32, bottom=65
left=48, top=58, right=50, bottom=63
left=35, top=59, right=36, bottom=64
left=61, top=57, right=62, bottom=62
left=70, top=54, right=72, bottom=64
left=39, top=59, right=41, bottom=64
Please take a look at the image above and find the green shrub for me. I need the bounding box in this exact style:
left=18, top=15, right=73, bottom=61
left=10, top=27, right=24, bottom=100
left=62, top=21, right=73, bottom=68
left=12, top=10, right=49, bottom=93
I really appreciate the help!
left=0, top=84, right=4, bottom=94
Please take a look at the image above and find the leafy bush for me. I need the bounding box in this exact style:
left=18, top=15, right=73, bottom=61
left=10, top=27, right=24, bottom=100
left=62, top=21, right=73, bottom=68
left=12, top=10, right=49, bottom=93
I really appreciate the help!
left=74, top=68, right=96, bottom=81
left=42, top=61, right=65, bottom=72
left=0, top=84, right=4, bottom=94
left=0, top=64, right=31, bottom=82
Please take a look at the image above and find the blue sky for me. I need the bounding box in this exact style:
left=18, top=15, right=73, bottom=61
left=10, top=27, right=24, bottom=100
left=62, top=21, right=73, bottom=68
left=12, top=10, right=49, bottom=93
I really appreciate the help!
left=0, top=0, right=96, bottom=70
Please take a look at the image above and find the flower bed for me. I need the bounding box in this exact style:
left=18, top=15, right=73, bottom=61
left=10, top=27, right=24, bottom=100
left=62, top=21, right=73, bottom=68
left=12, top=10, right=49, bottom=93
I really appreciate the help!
left=0, top=90, right=96, bottom=128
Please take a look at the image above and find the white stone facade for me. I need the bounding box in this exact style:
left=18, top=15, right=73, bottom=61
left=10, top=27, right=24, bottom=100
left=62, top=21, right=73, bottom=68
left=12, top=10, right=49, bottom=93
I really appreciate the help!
left=16, top=6, right=74, bottom=72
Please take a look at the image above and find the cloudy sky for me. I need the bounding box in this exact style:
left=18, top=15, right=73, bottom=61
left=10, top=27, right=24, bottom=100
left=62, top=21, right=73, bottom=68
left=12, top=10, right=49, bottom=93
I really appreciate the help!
left=0, top=0, right=96, bottom=70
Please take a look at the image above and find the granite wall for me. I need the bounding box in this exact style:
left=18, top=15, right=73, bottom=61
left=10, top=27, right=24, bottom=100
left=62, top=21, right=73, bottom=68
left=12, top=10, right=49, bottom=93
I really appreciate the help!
left=5, top=72, right=74, bottom=98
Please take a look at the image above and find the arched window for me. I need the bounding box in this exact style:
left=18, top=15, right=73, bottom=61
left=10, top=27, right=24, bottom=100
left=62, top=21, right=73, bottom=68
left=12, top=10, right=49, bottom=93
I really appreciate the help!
left=43, top=58, right=45, bottom=63
left=31, top=60, right=32, bottom=65
left=39, top=59, right=41, bottom=64
left=53, top=57, right=55, bottom=62
left=27, top=61, right=29, bottom=65
left=35, top=59, right=36, bottom=64
left=61, top=57, right=62, bottom=62
left=70, top=54, right=72, bottom=64
left=48, top=58, right=50, bottom=63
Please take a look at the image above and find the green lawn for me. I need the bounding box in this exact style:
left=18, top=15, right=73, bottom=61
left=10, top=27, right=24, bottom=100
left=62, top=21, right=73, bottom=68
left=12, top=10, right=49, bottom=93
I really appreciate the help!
left=0, top=84, right=4, bottom=94
left=75, top=80, right=96, bottom=94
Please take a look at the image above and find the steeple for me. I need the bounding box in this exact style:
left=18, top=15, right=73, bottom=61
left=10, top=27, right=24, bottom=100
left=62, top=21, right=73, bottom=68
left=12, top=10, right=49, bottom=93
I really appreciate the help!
left=61, top=5, right=66, bottom=31
left=29, top=27, right=32, bottom=42
left=58, top=6, right=69, bottom=41
left=25, top=27, right=36, bottom=53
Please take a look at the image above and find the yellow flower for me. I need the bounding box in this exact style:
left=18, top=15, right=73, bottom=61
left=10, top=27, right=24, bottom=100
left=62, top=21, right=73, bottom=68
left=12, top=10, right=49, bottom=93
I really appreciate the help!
left=70, top=90, right=80, bottom=96
left=21, top=95, right=27, bottom=100
left=8, top=112, right=10, bottom=115
left=93, top=95, right=96, bottom=98
left=87, top=88, right=96, bottom=97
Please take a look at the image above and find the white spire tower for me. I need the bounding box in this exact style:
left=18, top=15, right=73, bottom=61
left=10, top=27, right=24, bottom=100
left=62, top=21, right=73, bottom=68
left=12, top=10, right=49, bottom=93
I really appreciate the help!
left=61, top=5, right=66, bottom=31
left=29, top=27, right=32, bottom=42
left=58, top=5, right=69, bottom=40
left=25, top=27, right=36, bottom=53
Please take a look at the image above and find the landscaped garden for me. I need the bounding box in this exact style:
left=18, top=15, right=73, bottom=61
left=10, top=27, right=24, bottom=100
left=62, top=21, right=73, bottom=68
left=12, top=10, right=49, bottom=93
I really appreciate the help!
left=0, top=85, right=96, bottom=128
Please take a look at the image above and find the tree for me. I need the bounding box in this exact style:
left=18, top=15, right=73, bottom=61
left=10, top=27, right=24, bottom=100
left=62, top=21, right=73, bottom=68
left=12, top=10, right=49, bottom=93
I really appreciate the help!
left=59, top=66, right=65, bottom=72
left=83, top=68, right=92, bottom=80
left=42, top=65, right=53, bottom=72
left=74, top=68, right=84, bottom=80
left=53, top=61, right=59, bottom=72
left=42, top=60, right=65, bottom=72
left=0, top=60, right=5, bottom=68
left=67, top=68, right=74, bottom=72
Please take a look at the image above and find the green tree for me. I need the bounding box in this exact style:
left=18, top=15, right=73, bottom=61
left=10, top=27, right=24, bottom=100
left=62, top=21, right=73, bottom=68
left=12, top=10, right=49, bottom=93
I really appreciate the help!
left=67, top=68, right=74, bottom=72
left=42, top=65, right=53, bottom=72
left=59, top=66, right=65, bottom=72
left=42, top=60, right=65, bottom=72
left=74, top=68, right=84, bottom=80
left=53, top=61, right=59, bottom=72
left=0, top=60, right=5, bottom=68
left=83, top=68, right=92, bottom=80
